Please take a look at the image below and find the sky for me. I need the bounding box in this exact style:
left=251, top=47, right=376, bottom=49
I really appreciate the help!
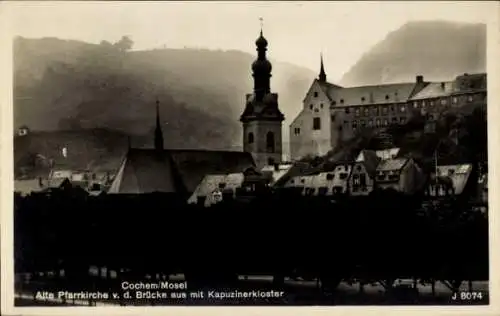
left=2, top=1, right=496, bottom=82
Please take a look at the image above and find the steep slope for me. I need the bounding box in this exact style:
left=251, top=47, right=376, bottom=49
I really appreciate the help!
left=14, top=129, right=129, bottom=178
left=14, top=37, right=316, bottom=151
left=340, top=21, right=486, bottom=86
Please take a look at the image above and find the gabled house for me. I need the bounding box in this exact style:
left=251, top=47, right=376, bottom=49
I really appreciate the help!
left=187, top=173, right=245, bottom=207
left=375, top=157, right=423, bottom=194
left=285, top=162, right=352, bottom=196
left=424, top=164, right=474, bottom=198
left=188, top=166, right=277, bottom=207
left=350, top=150, right=381, bottom=196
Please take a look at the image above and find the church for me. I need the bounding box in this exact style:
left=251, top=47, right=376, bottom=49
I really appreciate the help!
left=289, top=55, right=487, bottom=161
left=108, top=27, right=286, bottom=196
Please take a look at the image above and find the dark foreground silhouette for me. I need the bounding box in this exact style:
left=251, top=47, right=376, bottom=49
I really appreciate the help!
left=14, top=188, right=488, bottom=305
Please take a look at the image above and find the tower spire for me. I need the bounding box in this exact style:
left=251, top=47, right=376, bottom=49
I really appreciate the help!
left=154, top=99, right=164, bottom=151
left=259, top=17, right=264, bottom=36
left=319, top=52, right=327, bottom=83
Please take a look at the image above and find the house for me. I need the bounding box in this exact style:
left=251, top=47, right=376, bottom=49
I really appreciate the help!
left=188, top=166, right=277, bottom=206
left=187, top=173, right=245, bottom=207
left=285, top=162, right=352, bottom=196
left=425, top=164, right=473, bottom=198
left=259, top=161, right=310, bottom=188
left=375, top=157, right=423, bottom=194
left=350, top=150, right=381, bottom=196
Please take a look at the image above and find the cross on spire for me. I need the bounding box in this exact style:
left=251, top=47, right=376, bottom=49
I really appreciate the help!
left=259, top=17, right=264, bottom=34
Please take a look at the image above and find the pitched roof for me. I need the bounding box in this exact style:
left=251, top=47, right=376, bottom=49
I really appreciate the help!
left=261, top=163, right=295, bottom=185
left=271, top=162, right=311, bottom=187
left=435, top=164, right=473, bottom=195
left=355, top=150, right=381, bottom=175
left=187, top=173, right=244, bottom=204
left=375, top=148, right=400, bottom=160
left=409, top=82, right=455, bottom=100
left=108, top=148, right=255, bottom=195
left=327, top=83, right=417, bottom=106
left=376, top=158, right=409, bottom=172
left=285, top=167, right=351, bottom=196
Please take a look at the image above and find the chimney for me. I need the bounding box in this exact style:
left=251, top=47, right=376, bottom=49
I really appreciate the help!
left=416, top=75, right=424, bottom=83
left=441, top=82, right=445, bottom=90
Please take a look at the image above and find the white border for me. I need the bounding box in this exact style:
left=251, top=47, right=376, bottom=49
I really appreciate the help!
left=1, top=1, right=499, bottom=316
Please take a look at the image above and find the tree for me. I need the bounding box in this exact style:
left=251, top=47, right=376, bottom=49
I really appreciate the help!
left=114, top=36, right=134, bottom=52
left=99, top=40, right=113, bottom=48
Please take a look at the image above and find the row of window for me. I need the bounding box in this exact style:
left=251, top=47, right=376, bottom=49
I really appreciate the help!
left=341, top=94, right=478, bottom=116
left=309, top=103, right=324, bottom=111
left=346, top=104, right=406, bottom=117
left=350, top=117, right=407, bottom=129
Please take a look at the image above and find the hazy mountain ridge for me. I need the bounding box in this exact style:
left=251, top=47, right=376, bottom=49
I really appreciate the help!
left=340, top=21, right=486, bottom=86
left=14, top=37, right=316, bottom=152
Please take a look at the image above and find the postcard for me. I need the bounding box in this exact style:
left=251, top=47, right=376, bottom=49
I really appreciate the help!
left=1, top=1, right=499, bottom=315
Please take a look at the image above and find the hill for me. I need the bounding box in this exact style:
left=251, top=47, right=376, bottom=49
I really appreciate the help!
left=14, top=37, right=316, bottom=152
left=340, top=21, right=486, bottom=86
left=14, top=129, right=130, bottom=178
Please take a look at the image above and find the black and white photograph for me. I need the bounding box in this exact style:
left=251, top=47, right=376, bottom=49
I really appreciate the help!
left=1, top=0, right=498, bottom=311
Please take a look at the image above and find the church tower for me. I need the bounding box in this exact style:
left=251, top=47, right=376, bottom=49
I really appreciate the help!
left=240, top=23, right=285, bottom=169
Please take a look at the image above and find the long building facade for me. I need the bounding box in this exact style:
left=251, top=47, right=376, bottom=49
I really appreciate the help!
left=289, top=57, right=487, bottom=161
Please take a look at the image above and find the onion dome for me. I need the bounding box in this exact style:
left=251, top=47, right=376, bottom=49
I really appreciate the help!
left=252, top=59, right=272, bottom=73
left=255, top=30, right=268, bottom=48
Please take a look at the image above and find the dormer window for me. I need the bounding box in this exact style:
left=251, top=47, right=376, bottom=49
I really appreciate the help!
left=340, top=99, right=344, bottom=104
left=320, top=103, right=324, bottom=109
left=309, top=104, right=313, bottom=110
left=314, top=92, right=318, bottom=98
left=385, top=95, right=389, bottom=100
left=361, top=97, right=365, bottom=102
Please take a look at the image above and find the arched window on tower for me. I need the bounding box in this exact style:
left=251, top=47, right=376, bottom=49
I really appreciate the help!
left=266, top=132, right=275, bottom=153
left=248, top=132, right=254, bottom=144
